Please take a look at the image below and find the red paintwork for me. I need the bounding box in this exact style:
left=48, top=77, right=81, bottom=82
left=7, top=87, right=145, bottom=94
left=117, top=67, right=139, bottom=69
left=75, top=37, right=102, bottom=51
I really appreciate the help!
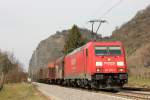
left=48, top=62, right=55, bottom=68
left=47, top=62, right=55, bottom=79
left=64, top=41, right=127, bottom=79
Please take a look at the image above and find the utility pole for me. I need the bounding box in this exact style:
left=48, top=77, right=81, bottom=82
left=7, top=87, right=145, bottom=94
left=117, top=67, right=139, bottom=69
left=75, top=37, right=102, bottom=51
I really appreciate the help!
left=88, top=19, right=106, bottom=40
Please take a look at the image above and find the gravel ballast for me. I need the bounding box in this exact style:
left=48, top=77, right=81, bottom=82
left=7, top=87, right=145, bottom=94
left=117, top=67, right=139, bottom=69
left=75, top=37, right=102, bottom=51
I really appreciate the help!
left=35, top=82, right=130, bottom=100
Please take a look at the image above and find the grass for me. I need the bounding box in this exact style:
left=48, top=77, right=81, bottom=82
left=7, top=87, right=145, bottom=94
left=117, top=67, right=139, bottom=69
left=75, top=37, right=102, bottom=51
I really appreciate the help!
left=0, top=83, right=49, bottom=100
left=127, top=76, right=150, bottom=88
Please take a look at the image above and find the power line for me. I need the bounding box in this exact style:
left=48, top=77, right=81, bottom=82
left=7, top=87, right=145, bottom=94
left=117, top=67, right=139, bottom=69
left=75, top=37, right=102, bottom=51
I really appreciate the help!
left=82, top=0, right=124, bottom=37
left=87, top=0, right=123, bottom=36
left=81, top=0, right=111, bottom=29
left=89, top=0, right=110, bottom=19
left=100, top=0, right=124, bottom=18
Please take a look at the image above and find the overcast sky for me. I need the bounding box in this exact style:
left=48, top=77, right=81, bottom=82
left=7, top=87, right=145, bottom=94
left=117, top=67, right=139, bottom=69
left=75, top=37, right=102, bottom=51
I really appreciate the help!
left=0, top=0, right=150, bottom=71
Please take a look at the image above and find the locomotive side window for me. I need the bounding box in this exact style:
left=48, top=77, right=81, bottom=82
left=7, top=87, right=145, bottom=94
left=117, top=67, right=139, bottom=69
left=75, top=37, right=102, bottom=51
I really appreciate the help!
left=95, top=47, right=108, bottom=55
left=109, top=46, right=121, bottom=55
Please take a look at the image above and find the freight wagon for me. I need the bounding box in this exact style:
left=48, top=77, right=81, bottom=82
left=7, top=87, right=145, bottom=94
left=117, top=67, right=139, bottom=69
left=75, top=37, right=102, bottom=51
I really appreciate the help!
left=37, top=62, right=55, bottom=83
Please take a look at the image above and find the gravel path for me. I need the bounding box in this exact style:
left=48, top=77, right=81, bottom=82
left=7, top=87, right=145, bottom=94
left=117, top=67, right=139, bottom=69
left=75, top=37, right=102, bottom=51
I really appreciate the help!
left=34, top=82, right=130, bottom=100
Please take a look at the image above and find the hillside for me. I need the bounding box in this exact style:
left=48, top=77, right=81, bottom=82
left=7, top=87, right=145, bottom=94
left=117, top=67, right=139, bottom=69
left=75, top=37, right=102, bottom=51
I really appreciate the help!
left=111, top=6, right=150, bottom=78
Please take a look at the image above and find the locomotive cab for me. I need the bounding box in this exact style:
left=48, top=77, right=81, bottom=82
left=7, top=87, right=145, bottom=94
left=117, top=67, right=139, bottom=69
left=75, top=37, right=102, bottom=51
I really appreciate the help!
left=94, top=46, right=127, bottom=73
left=63, top=41, right=128, bottom=89
left=90, top=42, right=128, bottom=88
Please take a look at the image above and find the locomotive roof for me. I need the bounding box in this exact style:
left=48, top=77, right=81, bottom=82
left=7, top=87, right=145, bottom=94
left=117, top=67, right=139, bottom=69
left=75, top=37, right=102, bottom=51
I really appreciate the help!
left=66, top=41, right=122, bottom=56
left=93, top=41, right=122, bottom=46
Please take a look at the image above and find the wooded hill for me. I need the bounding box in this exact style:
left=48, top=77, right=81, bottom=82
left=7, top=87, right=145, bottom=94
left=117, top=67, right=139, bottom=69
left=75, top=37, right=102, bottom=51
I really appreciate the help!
left=110, top=6, right=150, bottom=79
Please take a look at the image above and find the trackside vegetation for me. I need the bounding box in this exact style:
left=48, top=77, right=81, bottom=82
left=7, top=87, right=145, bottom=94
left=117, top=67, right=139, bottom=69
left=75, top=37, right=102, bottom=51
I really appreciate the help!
left=0, top=51, right=27, bottom=90
left=0, top=83, right=49, bottom=100
left=127, top=76, right=150, bottom=88
left=63, top=25, right=87, bottom=54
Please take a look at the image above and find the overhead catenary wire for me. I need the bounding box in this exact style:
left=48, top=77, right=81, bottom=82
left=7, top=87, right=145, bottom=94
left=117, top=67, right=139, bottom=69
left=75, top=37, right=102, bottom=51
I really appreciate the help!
left=100, top=0, right=124, bottom=18
left=87, top=0, right=124, bottom=36
left=81, top=0, right=124, bottom=36
left=81, top=0, right=111, bottom=29
left=89, top=0, right=111, bottom=20
left=87, top=0, right=124, bottom=21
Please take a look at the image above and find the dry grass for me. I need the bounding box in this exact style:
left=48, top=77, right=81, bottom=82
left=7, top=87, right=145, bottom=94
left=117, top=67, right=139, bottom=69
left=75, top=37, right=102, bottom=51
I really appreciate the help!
left=0, top=83, right=49, bottom=100
left=127, top=76, right=150, bottom=88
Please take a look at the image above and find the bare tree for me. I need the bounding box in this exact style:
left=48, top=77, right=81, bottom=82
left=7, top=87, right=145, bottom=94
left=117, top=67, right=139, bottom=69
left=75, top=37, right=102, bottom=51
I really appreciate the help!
left=0, top=52, right=12, bottom=90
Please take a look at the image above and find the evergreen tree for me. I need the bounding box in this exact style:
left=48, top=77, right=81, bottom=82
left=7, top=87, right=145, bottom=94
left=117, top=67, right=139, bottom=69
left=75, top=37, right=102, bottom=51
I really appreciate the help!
left=63, top=25, right=86, bottom=54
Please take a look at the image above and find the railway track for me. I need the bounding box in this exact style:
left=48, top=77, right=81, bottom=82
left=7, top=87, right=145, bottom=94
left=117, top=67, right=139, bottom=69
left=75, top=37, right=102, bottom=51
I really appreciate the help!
left=61, top=85, right=150, bottom=100
left=115, top=89, right=150, bottom=100
left=115, top=87, right=150, bottom=100
left=123, top=87, right=150, bottom=92
left=85, top=88, right=150, bottom=100
left=40, top=83, right=150, bottom=100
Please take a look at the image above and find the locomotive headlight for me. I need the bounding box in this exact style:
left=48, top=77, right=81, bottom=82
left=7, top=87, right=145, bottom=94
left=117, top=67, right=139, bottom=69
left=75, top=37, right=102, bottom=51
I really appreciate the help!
left=96, top=68, right=102, bottom=72
left=96, top=68, right=100, bottom=72
left=117, top=61, right=124, bottom=66
left=118, top=68, right=124, bottom=72
left=96, top=62, right=103, bottom=66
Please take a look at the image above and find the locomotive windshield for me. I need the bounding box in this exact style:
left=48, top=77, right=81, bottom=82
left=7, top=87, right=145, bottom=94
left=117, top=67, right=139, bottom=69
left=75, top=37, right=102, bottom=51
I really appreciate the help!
left=95, top=46, right=122, bottom=55
left=109, top=46, right=121, bottom=55
left=95, top=47, right=108, bottom=55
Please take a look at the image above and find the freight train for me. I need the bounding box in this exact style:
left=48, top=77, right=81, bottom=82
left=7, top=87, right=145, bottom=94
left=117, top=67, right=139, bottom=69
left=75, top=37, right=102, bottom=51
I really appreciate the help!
left=37, top=41, right=128, bottom=89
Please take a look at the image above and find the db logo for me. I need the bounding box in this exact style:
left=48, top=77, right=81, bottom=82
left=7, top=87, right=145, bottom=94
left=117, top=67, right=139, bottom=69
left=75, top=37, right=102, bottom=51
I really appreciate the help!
left=71, top=58, right=76, bottom=70
left=104, top=62, right=115, bottom=66
left=71, top=58, right=76, bottom=66
left=107, top=58, right=111, bottom=61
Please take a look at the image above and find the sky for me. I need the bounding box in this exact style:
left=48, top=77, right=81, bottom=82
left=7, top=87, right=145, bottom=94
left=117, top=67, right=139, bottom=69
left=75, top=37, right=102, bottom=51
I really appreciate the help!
left=0, top=0, right=150, bottom=71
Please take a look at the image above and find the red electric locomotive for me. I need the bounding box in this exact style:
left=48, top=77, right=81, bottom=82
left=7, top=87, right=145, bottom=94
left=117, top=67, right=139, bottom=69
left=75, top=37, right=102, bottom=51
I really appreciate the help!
left=37, top=41, right=128, bottom=89
left=64, top=41, right=128, bottom=89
